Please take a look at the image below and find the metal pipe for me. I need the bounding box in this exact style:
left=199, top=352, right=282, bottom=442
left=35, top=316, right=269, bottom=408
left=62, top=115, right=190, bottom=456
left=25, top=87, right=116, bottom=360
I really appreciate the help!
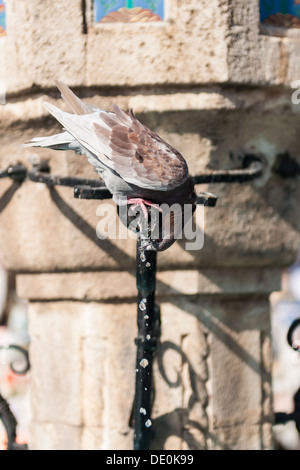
left=0, top=164, right=27, bottom=182
left=0, top=153, right=264, bottom=190
left=73, top=185, right=112, bottom=200
left=27, top=170, right=104, bottom=189
left=133, top=239, right=160, bottom=450
left=192, top=161, right=263, bottom=184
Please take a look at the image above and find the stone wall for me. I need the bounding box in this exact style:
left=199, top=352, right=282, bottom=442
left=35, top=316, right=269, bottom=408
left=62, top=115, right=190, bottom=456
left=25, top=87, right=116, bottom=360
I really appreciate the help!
left=2, top=0, right=300, bottom=92
left=0, top=0, right=300, bottom=450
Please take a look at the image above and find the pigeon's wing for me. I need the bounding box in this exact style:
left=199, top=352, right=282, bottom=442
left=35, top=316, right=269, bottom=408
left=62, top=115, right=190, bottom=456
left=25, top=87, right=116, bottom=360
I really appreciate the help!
left=24, top=130, right=101, bottom=167
left=43, top=102, right=113, bottom=169
left=51, top=82, right=189, bottom=190
left=43, top=101, right=189, bottom=191
left=93, top=105, right=189, bottom=191
left=24, top=131, right=75, bottom=149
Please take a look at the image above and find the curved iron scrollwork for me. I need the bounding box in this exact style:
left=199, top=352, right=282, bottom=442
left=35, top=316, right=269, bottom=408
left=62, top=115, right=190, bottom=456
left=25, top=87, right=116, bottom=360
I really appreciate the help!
left=0, top=344, right=30, bottom=375
left=0, top=345, right=30, bottom=450
left=287, top=318, right=300, bottom=350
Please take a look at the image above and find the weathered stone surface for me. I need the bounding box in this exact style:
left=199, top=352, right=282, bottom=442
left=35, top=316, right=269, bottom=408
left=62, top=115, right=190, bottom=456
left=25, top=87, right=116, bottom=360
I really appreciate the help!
left=86, top=0, right=229, bottom=87
left=0, top=0, right=229, bottom=93
left=1, top=0, right=300, bottom=93
left=16, top=268, right=282, bottom=301
left=29, top=422, right=82, bottom=451
left=27, top=299, right=210, bottom=450
left=149, top=300, right=210, bottom=450
left=28, top=301, right=136, bottom=450
left=207, top=297, right=272, bottom=449
left=1, top=0, right=85, bottom=94
left=227, top=0, right=300, bottom=86
left=1, top=88, right=300, bottom=272
left=27, top=297, right=273, bottom=450
left=0, top=181, right=136, bottom=272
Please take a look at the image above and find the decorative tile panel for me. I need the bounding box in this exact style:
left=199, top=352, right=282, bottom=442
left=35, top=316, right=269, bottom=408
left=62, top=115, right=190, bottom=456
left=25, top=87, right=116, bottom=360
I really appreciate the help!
left=261, top=0, right=300, bottom=28
left=94, top=0, right=164, bottom=23
left=0, top=1, right=6, bottom=37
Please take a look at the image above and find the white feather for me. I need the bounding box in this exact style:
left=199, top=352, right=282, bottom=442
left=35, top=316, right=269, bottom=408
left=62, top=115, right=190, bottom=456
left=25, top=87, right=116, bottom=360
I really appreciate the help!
left=43, top=102, right=115, bottom=168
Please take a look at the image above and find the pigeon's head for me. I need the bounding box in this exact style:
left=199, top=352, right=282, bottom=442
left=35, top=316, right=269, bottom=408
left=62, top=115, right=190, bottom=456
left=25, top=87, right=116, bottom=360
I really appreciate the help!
left=139, top=179, right=197, bottom=252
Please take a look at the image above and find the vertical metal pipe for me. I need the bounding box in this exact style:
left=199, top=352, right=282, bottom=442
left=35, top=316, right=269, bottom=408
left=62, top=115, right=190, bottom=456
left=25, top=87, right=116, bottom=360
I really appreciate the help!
left=133, top=239, right=160, bottom=450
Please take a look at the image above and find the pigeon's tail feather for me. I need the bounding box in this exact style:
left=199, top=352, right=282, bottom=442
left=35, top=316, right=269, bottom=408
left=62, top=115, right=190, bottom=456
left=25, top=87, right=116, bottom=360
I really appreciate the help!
left=55, top=80, right=95, bottom=115
left=24, top=131, right=76, bottom=151
left=42, top=101, right=79, bottom=135
left=42, top=101, right=114, bottom=168
left=27, top=103, right=112, bottom=174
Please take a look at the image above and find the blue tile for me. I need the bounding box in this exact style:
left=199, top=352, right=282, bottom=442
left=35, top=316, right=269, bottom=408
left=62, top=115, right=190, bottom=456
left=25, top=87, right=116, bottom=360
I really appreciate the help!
left=260, top=0, right=300, bottom=23
left=0, top=0, right=6, bottom=36
left=94, top=0, right=164, bottom=22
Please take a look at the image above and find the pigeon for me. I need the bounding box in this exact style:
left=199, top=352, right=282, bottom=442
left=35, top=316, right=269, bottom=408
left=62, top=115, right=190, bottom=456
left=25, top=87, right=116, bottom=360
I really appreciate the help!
left=25, top=81, right=196, bottom=251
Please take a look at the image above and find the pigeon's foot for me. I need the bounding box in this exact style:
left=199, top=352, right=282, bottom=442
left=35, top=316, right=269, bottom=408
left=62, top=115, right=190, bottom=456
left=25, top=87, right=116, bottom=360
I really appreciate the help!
left=127, top=198, right=162, bottom=219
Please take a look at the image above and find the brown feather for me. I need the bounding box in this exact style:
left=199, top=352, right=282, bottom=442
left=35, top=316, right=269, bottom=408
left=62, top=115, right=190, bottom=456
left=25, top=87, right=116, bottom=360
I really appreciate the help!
left=112, top=104, right=132, bottom=126
left=93, top=100, right=190, bottom=191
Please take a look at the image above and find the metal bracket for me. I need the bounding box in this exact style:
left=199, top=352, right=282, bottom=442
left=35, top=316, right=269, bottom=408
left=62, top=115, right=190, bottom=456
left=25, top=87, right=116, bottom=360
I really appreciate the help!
left=0, top=153, right=265, bottom=206
left=272, top=152, right=300, bottom=178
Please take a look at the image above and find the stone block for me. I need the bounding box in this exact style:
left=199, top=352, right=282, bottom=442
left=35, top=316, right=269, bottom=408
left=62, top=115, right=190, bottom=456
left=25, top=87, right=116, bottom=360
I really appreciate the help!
left=0, top=0, right=229, bottom=92
left=86, top=0, right=229, bottom=87
left=1, top=90, right=300, bottom=272
left=227, top=0, right=300, bottom=86
left=1, top=0, right=300, bottom=95
left=16, top=268, right=282, bottom=302
left=1, top=0, right=300, bottom=94
left=1, top=0, right=86, bottom=94
left=27, top=293, right=273, bottom=450
left=28, top=301, right=136, bottom=450
left=205, top=297, right=273, bottom=449
left=29, top=422, right=82, bottom=451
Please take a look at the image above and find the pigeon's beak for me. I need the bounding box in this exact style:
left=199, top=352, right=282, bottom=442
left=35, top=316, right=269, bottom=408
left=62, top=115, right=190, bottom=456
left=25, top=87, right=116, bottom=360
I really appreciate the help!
left=144, top=237, right=177, bottom=252
left=139, top=209, right=177, bottom=252
left=143, top=201, right=196, bottom=252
